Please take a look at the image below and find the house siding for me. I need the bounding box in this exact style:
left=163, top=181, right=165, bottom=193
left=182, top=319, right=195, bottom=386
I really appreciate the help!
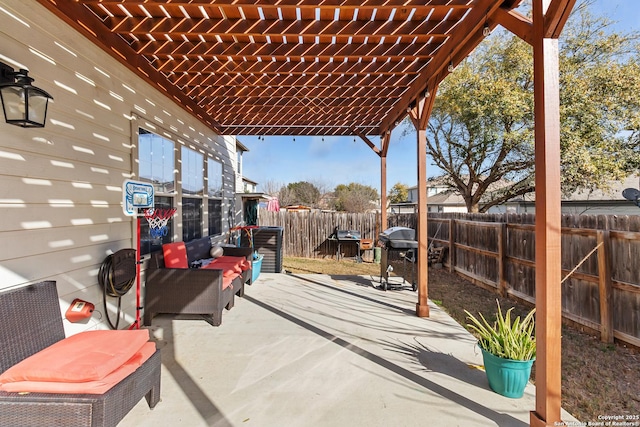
left=0, top=0, right=237, bottom=334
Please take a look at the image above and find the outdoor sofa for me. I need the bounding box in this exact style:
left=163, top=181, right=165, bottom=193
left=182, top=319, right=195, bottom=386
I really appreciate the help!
left=144, top=237, right=252, bottom=327
left=0, top=280, right=161, bottom=427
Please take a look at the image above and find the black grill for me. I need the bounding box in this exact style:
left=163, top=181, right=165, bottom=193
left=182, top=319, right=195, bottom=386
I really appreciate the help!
left=330, top=229, right=363, bottom=261
left=378, top=227, right=417, bottom=291
left=336, top=229, right=361, bottom=240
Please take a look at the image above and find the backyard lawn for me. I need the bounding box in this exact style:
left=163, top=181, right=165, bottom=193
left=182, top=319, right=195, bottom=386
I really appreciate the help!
left=283, top=256, right=640, bottom=423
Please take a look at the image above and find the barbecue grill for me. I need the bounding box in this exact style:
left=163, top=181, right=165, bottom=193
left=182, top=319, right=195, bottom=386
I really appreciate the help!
left=330, top=229, right=362, bottom=261
left=378, top=227, right=418, bottom=291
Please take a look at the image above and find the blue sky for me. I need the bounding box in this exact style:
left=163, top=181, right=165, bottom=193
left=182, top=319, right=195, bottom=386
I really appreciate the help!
left=242, top=0, right=639, bottom=193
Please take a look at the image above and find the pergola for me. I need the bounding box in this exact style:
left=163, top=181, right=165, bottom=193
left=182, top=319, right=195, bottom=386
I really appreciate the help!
left=37, top=1, right=575, bottom=425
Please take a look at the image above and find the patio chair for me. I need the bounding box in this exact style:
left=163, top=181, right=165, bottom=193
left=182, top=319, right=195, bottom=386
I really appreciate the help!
left=0, top=281, right=161, bottom=427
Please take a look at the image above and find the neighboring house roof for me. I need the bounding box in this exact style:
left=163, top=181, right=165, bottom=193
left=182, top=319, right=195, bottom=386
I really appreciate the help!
left=283, top=205, right=312, bottom=211
left=406, top=175, right=640, bottom=211
left=428, top=192, right=466, bottom=206
left=516, top=175, right=640, bottom=203
left=236, top=139, right=249, bottom=152
left=409, top=176, right=516, bottom=193
left=239, top=192, right=269, bottom=201
left=242, top=176, right=258, bottom=186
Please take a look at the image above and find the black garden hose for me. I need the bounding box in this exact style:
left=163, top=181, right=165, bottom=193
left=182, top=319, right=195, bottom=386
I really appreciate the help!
left=98, top=249, right=136, bottom=329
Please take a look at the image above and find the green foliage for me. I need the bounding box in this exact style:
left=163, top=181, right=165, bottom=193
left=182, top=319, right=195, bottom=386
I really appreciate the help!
left=465, top=300, right=536, bottom=361
left=388, top=182, right=409, bottom=204
left=415, top=2, right=640, bottom=212
left=282, top=181, right=321, bottom=207
left=333, top=182, right=379, bottom=212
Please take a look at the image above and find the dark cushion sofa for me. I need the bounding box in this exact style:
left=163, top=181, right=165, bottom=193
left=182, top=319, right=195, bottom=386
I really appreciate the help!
left=144, top=237, right=252, bottom=327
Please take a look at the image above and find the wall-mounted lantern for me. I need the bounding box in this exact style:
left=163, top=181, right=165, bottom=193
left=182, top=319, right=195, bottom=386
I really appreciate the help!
left=0, top=61, right=53, bottom=128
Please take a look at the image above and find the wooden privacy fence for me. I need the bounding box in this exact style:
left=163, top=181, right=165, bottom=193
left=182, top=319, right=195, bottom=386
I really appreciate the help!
left=260, top=210, right=640, bottom=348
left=260, top=210, right=379, bottom=260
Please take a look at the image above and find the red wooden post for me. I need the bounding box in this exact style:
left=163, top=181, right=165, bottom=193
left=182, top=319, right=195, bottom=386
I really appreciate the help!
left=530, top=0, right=569, bottom=425
left=380, top=154, right=388, bottom=233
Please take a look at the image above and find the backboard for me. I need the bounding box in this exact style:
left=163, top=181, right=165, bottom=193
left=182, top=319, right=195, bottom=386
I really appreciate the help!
left=123, top=180, right=154, bottom=216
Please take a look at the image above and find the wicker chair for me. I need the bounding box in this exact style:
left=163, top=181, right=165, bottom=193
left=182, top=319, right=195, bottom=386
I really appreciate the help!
left=0, top=281, right=161, bottom=427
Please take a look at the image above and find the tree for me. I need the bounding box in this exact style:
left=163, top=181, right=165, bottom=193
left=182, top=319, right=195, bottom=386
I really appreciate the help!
left=282, top=181, right=321, bottom=207
left=333, top=183, right=379, bottom=212
left=260, top=179, right=285, bottom=197
left=388, top=182, right=410, bottom=204
left=410, top=1, right=640, bottom=213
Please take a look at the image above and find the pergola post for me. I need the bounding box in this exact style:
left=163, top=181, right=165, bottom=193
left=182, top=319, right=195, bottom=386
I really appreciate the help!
left=415, top=127, right=430, bottom=317
left=410, top=92, right=437, bottom=318
left=380, top=155, right=388, bottom=232
left=380, top=133, right=391, bottom=232
left=531, top=0, right=564, bottom=425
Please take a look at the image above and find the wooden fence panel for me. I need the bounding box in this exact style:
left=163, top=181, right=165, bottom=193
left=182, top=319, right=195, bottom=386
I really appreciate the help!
left=260, top=211, right=379, bottom=259
left=505, top=222, right=536, bottom=299
left=561, top=226, right=601, bottom=327
left=260, top=210, right=640, bottom=347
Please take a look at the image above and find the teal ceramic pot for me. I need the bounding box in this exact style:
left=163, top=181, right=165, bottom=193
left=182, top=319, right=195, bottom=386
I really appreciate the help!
left=480, top=346, right=535, bottom=398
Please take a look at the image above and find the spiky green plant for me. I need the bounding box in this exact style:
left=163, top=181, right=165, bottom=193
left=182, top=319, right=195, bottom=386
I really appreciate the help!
left=465, top=300, right=536, bottom=361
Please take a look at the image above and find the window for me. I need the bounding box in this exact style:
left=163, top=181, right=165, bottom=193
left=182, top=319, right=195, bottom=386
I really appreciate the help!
left=138, top=128, right=175, bottom=194
left=182, top=198, right=203, bottom=241
left=236, top=148, right=242, bottom=176
left=138, top=128, right=176, bottom=255
left=181, top=146, right=204, bottom=197
left=140, top=196, right=174, bottom=256
left=181, top=146, right=203, bottom=241
left=208, top=159, right=223, bottom=236
left=208, top=199, right=222, bottom=235
left=136, top=124, right=226, bottom=250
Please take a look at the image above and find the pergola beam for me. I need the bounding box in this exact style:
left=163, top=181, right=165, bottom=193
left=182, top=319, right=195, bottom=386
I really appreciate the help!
left=355, top=131, right=382, bottom=156
left=544, top=0, right=577, bottom=38
left=494, top=8, right=534, bottom=45
left=378, top=0, right=523, bottom=135
left=36, top=0, right=225, bottom=135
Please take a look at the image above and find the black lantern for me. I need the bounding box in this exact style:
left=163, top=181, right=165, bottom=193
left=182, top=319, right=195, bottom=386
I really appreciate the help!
left=0, top=61, right=53, bottom=128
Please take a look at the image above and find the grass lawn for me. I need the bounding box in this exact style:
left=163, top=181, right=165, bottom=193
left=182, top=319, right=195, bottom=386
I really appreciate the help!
left=283, top=256, right=640, bottom=423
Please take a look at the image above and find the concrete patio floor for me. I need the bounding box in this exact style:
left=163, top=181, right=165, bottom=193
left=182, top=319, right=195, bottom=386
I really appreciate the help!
left=121, top=272, right=578, bottom=427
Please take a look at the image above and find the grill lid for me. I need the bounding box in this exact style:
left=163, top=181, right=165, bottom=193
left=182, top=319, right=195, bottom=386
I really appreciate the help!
left=386, top=239, right=418, bottom=249
left=379, top=226, right=415, bottom=241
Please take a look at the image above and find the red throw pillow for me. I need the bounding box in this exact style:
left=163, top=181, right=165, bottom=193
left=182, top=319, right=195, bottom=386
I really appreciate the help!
left=163, top=242, right=188, bottom=268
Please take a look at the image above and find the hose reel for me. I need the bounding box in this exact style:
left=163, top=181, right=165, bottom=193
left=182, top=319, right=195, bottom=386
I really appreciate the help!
left=98, top=248, right=136, bottom=329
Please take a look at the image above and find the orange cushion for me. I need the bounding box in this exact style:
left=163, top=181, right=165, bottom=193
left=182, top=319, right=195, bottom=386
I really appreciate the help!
left=0, top=329, right=150, bottom=384
left=163, top=242, right=188, bottom=268
left=0, top=342, right=156, bottom=394
left=222, top=275, right=236, bottom=290
left=204, top=256, right=251, bottom=275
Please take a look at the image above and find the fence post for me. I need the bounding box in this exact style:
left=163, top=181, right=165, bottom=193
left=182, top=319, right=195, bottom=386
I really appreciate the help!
left=448, top=219, right=455, bottom=273
left=596, top=230, right=614, bottom=343
left=498, top=222, right=507, bottom=297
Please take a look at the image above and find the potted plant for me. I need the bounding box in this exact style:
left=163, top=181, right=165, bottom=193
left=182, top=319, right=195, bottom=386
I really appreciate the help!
left=465, top=300, right=536, bottom=398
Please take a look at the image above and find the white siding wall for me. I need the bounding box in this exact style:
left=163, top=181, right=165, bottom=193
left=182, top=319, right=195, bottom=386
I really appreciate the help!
left=0, top=0, right=237, bottom=334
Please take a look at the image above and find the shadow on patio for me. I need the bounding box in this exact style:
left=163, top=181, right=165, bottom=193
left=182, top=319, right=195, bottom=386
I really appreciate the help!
left=121, top=273, right=576, bottom=427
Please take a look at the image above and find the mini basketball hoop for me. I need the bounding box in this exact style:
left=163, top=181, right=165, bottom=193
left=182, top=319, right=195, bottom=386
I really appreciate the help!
left=144, top=208, right=177, bottom=238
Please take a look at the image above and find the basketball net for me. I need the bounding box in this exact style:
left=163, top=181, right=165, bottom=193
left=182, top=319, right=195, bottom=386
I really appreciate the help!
left=144, top=208, right=177, bottom=238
